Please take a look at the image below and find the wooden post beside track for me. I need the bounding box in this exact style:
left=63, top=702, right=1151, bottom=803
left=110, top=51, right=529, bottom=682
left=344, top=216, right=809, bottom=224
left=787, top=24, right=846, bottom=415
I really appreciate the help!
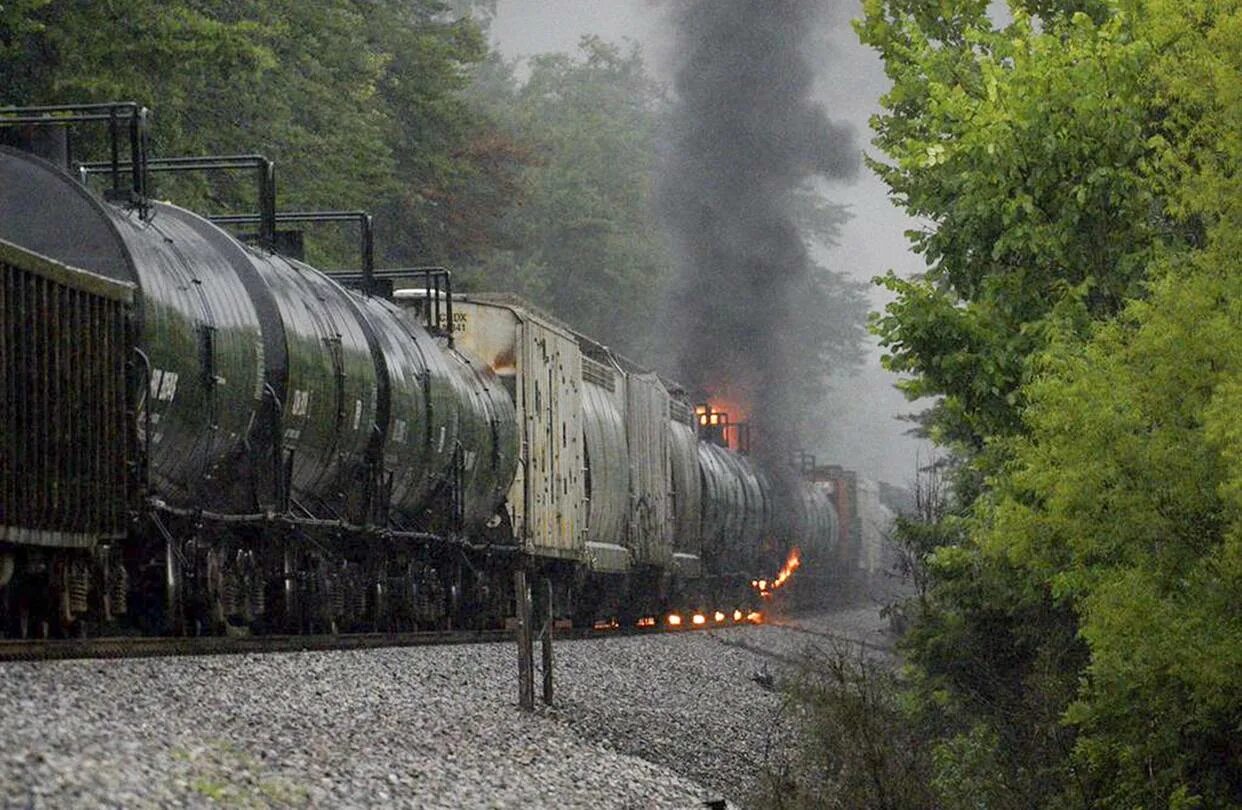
left=541, top=578, right=554, bottom=706
left=515, top=568, right=535, bottom=711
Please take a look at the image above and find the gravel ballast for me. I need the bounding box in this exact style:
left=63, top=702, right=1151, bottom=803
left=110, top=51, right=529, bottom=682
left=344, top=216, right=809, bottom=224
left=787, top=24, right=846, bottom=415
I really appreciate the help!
left=0, top=606, right=892, bottom=808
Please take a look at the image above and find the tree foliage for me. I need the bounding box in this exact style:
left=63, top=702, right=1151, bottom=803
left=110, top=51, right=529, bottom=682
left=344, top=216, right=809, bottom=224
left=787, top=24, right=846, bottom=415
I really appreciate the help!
left=0, top=0, right=512, bottom=268
left=460, top=37, right=674, bottom=354
left=2, top=4, right=871, bottom=414
left=838, top=0, right=1242, bottom=807
left=861, top=0, right=1168, bottom=444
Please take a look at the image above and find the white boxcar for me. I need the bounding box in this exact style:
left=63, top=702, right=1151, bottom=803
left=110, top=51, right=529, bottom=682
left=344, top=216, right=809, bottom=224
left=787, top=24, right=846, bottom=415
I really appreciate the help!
left=444, top=294, right=585, bottom=561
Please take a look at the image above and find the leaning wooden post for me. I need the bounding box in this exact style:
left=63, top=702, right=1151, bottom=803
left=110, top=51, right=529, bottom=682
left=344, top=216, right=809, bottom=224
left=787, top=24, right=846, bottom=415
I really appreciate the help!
left=541, top=578, right=554, bottom=706
left=514, top=567, right=535, bottom=710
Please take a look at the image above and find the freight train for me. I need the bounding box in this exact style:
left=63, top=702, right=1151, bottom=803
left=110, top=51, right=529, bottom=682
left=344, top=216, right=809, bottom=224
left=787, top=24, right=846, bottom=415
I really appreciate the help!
left=0, top=103, right=842, bottom=638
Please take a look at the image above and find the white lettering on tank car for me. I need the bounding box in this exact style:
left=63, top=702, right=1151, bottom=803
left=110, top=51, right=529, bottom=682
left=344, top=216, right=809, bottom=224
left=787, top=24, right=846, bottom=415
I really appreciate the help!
left=290, top=389, right=310, bottom=417
left=156, top=371, right=179, bottom=402
left=353, top=399, right=362, bottom=430
left=254, top=343, right=265, bottom=399
left=438, top=425, right=446, bottom=453
left=464, top=449, right=477, bottom=471
left=393, top=419, right=408, bottom=445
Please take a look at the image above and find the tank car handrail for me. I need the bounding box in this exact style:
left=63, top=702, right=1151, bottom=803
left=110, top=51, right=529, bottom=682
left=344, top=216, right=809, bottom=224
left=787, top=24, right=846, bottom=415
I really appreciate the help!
left=1, top=102, right=150, bottom=216
left=347, top=266, right=456, bottom=346
left=210, top=210, right=375, bottom=295
left=0, top=102, right=144, bottom=114
left=79, top=154, right=278, bottom=250
left=79, top=154, right=271, bottom=167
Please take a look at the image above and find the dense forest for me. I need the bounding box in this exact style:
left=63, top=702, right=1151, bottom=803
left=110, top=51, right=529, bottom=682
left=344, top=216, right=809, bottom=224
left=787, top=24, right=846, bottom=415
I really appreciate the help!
left=770, top=1, right=1241, bottom=808
left=0, top=0, right=869, bottom=439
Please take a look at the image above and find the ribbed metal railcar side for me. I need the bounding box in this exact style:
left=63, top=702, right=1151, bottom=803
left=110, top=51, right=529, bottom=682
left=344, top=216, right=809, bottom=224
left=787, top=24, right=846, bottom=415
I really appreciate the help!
left=580, top=356, right=631, bottom=573
left=356, top=297, right=456, bottom=521
left=723, top=450, right=764, bottom=573
left=822, top=488, right=839, bottom=554
left=107, top=207, right=268, bottom=508
left=0, top=148, right=267, bottom=512
left=698, top=441, right=742, bottom=572
left=782, top=479, right=814, bottom=551
left=781, top=478, right=838, bottom=564
left=355, top=294, right=437, bottom=516
left=854, top=478, right=892, bottom=576
left=751, top=464, right=775, bottom=556
left=440, top=345, right=519, bottom=533
left=624, top=372, right=673, bottom=569
left=817, top=485, right=839, bottom=559
left=0, top=239, right=133, bottom=547
left=249, top=259, right=378, bottom=518
left=667, top=410, right=703, bottom=578
left=788, top=478, right=814, bottom=552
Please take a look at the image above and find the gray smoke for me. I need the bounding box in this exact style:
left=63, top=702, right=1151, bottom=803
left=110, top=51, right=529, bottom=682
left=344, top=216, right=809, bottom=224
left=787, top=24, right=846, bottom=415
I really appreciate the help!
left=659, top=0, right=857, bottom=461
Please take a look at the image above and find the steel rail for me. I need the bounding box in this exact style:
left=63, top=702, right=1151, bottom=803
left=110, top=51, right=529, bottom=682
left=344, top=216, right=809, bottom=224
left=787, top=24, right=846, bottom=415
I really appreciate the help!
left=764, top=619, right=896, bottom=653
left=0, top=620, right=756, bottom=663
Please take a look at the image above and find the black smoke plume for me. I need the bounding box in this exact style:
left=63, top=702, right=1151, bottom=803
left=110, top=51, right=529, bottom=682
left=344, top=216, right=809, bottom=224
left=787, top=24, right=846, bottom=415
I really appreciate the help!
left=658, top=0, right=857, bottom=461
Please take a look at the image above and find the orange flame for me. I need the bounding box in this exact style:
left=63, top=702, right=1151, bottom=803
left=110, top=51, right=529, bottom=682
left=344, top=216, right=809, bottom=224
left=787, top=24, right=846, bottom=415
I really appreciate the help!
left=637, top=617, right=656, bottom=628
left=667, top=613, right=683, bottom=627
left=699, top=395, right=749, bottom=450
left=753, top=547, right=802, bottom=597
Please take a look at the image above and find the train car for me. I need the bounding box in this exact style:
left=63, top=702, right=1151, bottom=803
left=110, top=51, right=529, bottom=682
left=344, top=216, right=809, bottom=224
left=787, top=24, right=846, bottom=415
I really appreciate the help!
left=431, top=294, right=585, bottom=561
left=0, top=139, right=521, bottom=633
left=0, top=104, right=859, bottom=638
left=577, top=342, right=632, bottom=576
left=0, top=237, right=135, bottom=632
left=666, top=395, right=704, bottom=580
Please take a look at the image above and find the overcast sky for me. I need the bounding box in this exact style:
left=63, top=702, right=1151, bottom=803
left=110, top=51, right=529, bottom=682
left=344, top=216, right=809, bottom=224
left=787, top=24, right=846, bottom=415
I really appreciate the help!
left=489, top=1, right=933, bottom=486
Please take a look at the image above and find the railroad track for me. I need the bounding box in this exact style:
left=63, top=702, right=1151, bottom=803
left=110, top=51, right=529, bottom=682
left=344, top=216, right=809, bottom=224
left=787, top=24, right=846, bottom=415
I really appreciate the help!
left=765, top=619, right=896, bottom=653
left=0, top=621, right=751, bottom=663
left=705, top=618, right=896, bottom=672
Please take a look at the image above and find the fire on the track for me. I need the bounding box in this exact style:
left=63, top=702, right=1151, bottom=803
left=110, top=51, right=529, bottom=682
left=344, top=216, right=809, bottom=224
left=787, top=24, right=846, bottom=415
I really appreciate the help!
left=752, top=547, right=801, bottom=599
left=589, top=610, right=763, bottom=631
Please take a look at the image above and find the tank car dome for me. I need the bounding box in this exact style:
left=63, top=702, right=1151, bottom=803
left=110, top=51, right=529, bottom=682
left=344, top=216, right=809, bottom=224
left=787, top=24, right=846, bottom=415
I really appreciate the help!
left=0, top=146, right=138, bottom=284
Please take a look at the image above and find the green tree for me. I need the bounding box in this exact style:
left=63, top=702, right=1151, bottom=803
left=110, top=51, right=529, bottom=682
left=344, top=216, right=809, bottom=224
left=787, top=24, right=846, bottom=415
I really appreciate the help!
left=843, top=0, right=1242, bottom=807
left=460, top=37, right=674, bottom=355
left=0, top=0, right=511, bottom=268
left=860, top=1, right=1167, bottom=446
left=986, top=261, right=1242, bottom=807
left=977, top=1, right=1242, bottom=803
